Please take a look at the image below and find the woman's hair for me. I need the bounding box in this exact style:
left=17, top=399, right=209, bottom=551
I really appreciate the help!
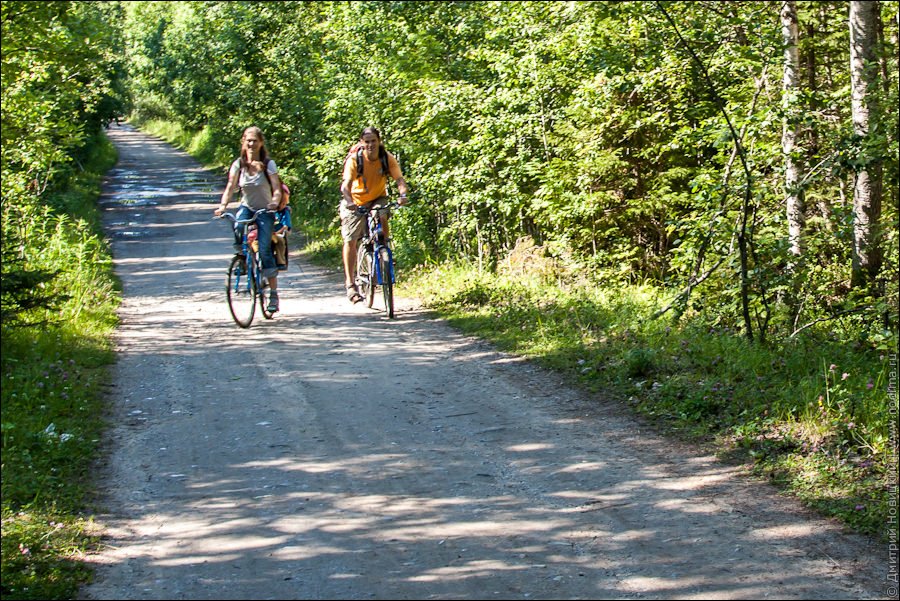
left=359, top=126, right=381, bottom=141
left=241, top=126, right=269, bottom=169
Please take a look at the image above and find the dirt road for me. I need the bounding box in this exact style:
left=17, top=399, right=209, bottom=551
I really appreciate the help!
left=80, top=124, right=889, bottom=600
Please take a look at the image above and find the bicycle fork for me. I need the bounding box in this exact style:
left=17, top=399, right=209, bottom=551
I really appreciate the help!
left=233, top=257, right=252, bottom=295
left=374, top=246, right=394, bottom=286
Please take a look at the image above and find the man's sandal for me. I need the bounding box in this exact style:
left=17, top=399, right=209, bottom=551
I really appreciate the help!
left=347, top=285, right=363, bottom=304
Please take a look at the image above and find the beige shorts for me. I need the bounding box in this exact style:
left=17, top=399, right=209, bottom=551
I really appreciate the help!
left=340, top=197, right=390, bottom=242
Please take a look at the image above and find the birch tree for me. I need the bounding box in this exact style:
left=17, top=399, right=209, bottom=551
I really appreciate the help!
left=849, top=0, right=884, bottom=289
left=782, top=0, right=804, bottom=261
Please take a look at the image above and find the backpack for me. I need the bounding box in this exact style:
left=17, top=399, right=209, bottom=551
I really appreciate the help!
left=231, top=158, right=290, bottom=210
left=277, top=178, right=290, bottom=210
left=345, top=143, right=390, bottom=194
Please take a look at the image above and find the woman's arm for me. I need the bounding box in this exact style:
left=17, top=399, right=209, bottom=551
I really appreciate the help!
left=267, top=171, right=283, bottom=210
left=215, top=169, right=239, bottom=216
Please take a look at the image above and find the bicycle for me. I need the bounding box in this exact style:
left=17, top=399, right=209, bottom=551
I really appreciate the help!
left=355, top=202, right=400, bottom=318
left=219, top=209, right=276, bottom=328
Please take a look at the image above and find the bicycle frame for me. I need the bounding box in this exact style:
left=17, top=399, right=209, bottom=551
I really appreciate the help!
left=367, top=209, right=394, bottom=286
left=220, top=208, right=275, bottom=327
left=355, top=202, right=399, bottom=317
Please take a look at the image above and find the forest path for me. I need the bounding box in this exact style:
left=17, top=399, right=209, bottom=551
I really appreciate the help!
left=79, top=124, right=887, bottom=600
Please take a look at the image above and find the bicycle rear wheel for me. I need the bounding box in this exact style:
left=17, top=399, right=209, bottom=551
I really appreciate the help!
left=356, top=244, right=376, bottom=308
left=378, top=246, right=394, bottom=318
left=227, top=254, right=256, bottom=328
left=257, top=253, right=275, bottom=320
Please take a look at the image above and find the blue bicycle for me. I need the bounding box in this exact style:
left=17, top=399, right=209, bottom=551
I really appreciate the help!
left=355, top=202, right=399, bottom=318
left=219, top=209, right=275, bottom=328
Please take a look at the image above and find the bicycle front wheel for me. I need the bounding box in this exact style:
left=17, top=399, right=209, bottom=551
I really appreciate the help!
left=378, top=246, right=394, bottom=318
left=227, top=254, right=256, bottom=328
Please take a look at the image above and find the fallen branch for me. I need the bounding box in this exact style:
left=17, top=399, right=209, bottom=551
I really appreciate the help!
left=789, top=306, right=870, bottom=338
left=653, top=255, right=727, bottom=318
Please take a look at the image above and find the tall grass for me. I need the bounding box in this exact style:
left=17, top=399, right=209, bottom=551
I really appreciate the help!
left=1, top=131, right=120, bottom=600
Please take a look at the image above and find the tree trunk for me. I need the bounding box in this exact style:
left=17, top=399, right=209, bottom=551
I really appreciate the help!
left=849, top=0, right=883, bottom=289
left=805, top=13, right=833, bottom=228
left=782, top=1, right=804, bottom=261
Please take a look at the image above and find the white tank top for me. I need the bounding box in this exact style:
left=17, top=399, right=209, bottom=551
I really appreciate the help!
left=230, top=158, right=278, bottom=210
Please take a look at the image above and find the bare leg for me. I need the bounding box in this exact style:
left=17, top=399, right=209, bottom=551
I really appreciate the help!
left=343, top=240, right=357, bottom=288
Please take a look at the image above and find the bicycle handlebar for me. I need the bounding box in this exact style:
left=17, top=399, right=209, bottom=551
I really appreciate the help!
left=217, top=208, right=274, bottom=225
left=355, top=201, right=401, bottom=216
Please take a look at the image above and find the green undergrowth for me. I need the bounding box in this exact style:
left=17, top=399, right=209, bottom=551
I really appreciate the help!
left=1, top=331, right=112, bottom=600
left=396, top=261, right=896, bottom=539
left=1, top=133, right=120, bottom=600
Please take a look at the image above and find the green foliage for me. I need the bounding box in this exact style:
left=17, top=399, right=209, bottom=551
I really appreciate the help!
left=0, top=508, right=97, bottom=600
left=1, top=131, right=119, bottom=598
left=116, top=0, right=897, bottom=344
left=1, top=326, right=113, bottom=600
left=1, top=172, right=119, bottom=601
left=2, top=4, right=124, bottom=596
left=2, top=1, right=128, bottom=178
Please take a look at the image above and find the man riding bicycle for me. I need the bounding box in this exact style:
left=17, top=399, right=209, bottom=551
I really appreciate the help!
left=340, top=126, right=409, bottom=304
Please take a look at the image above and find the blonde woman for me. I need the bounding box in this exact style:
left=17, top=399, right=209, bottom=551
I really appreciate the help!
left=215, top=126, right=284, bottom=312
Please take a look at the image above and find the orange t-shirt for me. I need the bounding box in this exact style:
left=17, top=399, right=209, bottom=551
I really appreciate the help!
left=343, top=148, right=403, bottom=205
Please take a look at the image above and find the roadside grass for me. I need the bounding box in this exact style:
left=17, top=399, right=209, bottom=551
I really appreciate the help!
left=296, top=218, right=343, bottom=269
left=1, top=132, right=120, bottom=600
left=395, top=261, right=895, bottom=539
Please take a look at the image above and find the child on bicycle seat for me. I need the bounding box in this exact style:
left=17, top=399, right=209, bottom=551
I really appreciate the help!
left=273, top=205, right=291, bottom=271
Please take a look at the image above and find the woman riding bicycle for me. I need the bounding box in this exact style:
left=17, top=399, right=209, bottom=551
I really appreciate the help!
left=214, top=126, right=284, bottom=313
left=340, top=126, right=409, bottom=304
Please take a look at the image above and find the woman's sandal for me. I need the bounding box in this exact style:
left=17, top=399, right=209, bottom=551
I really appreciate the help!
left=347, top=285, right=363, bottom=304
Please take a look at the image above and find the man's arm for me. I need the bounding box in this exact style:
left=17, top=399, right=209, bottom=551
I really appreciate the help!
left=340, top=177, right=355, bottom=207
left=387, top=153, right=409, bottom=205
left=395, top=176, right=409, bottom=205
left=340, top=156, right=356, bottom=207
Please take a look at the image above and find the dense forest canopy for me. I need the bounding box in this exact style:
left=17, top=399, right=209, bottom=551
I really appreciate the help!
left=2, top=0, right=126, bottom=323
left=3, top=0, right=898, bottom=342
